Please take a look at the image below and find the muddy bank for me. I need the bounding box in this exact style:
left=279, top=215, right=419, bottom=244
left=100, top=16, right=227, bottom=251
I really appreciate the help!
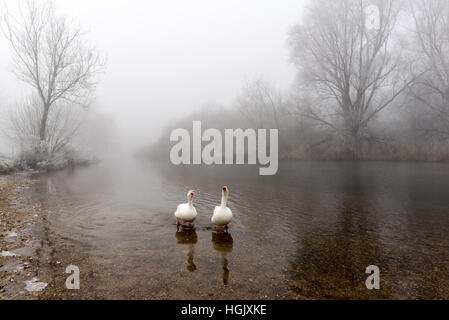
left=0, top=173, right=47, bottom=299
left=0, top=173, right=90, bottom=300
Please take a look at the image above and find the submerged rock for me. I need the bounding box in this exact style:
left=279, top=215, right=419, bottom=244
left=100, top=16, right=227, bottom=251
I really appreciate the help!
left=0, top=250, right=20, bottom=257
left=5, top=231, right=18, bottom=238
left=24, top=278, right=47, bottom=292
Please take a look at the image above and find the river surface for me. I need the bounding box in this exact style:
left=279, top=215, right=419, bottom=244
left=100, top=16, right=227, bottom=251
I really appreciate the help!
left=28, top=158, right=449, bottom=299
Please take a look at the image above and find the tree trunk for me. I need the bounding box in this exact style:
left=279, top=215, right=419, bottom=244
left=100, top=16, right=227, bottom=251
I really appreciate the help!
left=344, top=125, right=361, bottom=160
left=39, top=105, right=50, bottom=141
left=351, top=129, right=361, bottom=160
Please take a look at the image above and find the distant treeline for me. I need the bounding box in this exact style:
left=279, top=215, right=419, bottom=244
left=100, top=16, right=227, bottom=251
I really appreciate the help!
left=141, top=0, right=449, bottom=162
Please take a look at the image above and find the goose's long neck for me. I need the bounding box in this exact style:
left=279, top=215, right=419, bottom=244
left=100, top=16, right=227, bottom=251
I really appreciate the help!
left=221, top=192, right=228, bottom=207
left=187, top=198, right=193, bottom=207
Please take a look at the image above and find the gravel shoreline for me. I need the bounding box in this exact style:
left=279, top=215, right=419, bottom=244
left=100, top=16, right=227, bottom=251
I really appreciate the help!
left=0, top=173, right=49, bottom=300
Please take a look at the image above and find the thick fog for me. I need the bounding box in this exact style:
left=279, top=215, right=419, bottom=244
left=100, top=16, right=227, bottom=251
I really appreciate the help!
left=0, top=0, right=303, bottom=155
left=3, top=0, right=449, bottom=168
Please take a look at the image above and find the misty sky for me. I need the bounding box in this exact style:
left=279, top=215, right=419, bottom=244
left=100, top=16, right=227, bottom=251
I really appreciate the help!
left=0, top=0, right=305, bottom=149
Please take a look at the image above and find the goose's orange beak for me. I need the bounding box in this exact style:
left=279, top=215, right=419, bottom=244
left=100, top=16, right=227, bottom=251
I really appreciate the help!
left=190, top=191, right=194, bottom=196
left=222, top=186, right=227, bottom=191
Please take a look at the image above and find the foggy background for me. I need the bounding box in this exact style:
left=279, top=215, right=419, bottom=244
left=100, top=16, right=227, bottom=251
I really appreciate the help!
left=0, top=0, right=303, bottom=155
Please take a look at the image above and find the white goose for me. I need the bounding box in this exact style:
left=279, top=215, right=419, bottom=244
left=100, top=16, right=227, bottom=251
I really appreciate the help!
left=175, top=190, right=197, bottom=228
left=211, top=186, right=233, bottom=233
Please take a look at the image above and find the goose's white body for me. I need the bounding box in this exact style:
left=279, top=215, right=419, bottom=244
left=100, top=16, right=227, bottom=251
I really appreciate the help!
left=211, top=187, right=233, bottom=226
left=212, top=206, right=232, bottom=226
left=175, top=191, right=197, bottom=223
left=175, top=203, right=197, bottom=222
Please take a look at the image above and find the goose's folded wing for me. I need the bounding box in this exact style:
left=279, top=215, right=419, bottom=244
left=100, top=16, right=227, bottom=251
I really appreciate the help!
left=175, top=203, right=184, bottom=215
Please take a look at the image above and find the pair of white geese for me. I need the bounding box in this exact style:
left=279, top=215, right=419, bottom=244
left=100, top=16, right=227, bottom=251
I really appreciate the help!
left=174, top=186, right=232, bottom=233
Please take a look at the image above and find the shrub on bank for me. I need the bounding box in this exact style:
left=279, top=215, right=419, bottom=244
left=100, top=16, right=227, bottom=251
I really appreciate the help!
left=0, top=158, right=15, bottom=174
left=14, top=137, right=97, bottom=171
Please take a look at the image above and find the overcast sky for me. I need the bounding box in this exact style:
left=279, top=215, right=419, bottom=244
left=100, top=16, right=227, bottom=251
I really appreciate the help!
left=0, top=0, right=305, bottom=150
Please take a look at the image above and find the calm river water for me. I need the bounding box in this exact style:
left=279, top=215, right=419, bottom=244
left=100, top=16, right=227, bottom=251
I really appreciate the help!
left=29, top=158, right=449, bottom=299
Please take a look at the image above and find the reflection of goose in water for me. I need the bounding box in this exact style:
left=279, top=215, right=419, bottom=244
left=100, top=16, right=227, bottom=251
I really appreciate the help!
left=175, top=229, right=198, bottom=272
left=211, top=232, right=233, bottom=285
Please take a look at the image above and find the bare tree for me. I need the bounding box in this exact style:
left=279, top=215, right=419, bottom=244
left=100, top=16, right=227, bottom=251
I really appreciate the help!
left=1, top=0, right=105, bottom=141
left=288, top=0, right=413, bottom=158
left=8, top=95, right=84, bottom=157
left=410, top=0, right=449, bottom=138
